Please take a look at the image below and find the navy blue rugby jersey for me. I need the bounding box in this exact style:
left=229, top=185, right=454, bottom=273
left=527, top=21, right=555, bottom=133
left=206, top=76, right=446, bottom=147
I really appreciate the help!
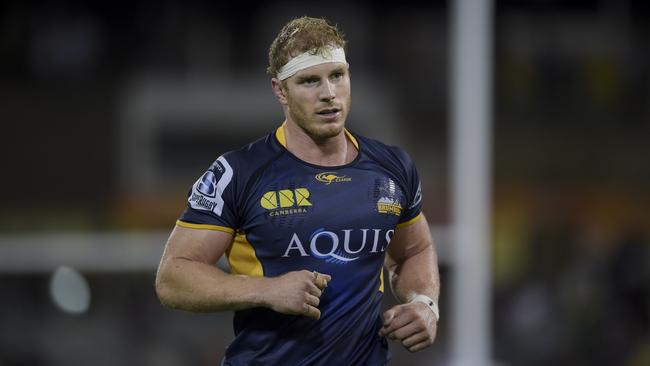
left=178, top=125, right=423, bottom=366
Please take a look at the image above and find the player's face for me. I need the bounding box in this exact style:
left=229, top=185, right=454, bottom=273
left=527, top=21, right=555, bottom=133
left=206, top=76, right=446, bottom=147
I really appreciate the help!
left=280, top=62, right=351, bottom=140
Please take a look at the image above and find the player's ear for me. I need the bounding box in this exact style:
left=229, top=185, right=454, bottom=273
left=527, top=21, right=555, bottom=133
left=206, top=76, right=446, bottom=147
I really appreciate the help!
left=271, top=78, right=289, bottom=105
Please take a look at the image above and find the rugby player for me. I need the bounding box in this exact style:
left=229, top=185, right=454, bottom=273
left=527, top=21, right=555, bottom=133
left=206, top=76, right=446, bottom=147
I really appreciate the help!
left=155, top=16, right=441, bottom=365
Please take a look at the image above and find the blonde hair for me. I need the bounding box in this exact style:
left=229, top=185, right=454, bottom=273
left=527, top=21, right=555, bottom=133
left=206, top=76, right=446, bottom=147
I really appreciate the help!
left=267, top=16, right=347, bottom=77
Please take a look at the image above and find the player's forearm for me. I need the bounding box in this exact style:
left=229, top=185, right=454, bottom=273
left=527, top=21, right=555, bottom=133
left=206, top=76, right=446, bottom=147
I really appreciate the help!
left=155, top=257, right=269, bottom=313
left=388, top=245, right=440, bottom=304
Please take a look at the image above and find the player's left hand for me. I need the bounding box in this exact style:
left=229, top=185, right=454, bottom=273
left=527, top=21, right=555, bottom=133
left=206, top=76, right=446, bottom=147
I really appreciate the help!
left=378, top=301, right=437, bottom=352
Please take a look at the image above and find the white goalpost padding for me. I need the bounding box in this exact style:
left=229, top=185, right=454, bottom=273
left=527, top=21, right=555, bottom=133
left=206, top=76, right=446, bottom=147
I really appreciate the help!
left=450, top=0, right=493, bottom=365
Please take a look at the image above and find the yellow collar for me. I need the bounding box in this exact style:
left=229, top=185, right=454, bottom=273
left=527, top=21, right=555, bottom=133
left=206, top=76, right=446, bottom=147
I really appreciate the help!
left=275, top=122, right=359, bottom=150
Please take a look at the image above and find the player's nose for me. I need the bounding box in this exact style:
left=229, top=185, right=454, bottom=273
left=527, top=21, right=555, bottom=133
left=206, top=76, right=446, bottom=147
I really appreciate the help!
left=319, top=79, right=336, bottom=100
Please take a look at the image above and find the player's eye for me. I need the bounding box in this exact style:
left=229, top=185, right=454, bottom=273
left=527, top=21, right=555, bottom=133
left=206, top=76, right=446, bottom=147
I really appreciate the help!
left=301, top=78, right=319, bottom=85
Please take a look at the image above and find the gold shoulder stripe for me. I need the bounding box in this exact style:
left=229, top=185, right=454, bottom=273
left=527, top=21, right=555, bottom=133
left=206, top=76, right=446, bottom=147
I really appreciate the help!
left=396, top=212, right=423, bottom=229
left=379, top=268, right=384, bottom=293
left=226, top=232, right=264, bottom=277
left=176, top=220, right=235, bottom=234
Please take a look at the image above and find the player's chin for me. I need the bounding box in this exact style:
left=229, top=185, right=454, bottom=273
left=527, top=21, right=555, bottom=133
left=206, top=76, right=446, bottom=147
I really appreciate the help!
left=321, top=123, right=345, bottom=138
left=312, top=118, right=345, bottom=137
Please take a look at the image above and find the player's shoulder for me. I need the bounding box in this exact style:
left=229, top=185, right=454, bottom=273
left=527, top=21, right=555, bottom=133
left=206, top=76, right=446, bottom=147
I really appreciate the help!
left=196, top=131, right=284, bottom=196
left=217, top=130, right=284, bottom=174
left=186, top=131, right=284, bottom=214
left=353, top=132, right=416, bottom=169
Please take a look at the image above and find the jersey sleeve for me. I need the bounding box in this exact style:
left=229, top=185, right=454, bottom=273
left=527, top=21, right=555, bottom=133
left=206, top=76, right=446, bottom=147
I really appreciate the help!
left=396, top=149, right=423, bottom=226
left=177, top=155, right=239, bottom=234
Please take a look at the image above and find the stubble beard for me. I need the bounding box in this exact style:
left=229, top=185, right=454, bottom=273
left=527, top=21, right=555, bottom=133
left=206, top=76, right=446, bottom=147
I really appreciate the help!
left=287, top=95, right=352, bottom=143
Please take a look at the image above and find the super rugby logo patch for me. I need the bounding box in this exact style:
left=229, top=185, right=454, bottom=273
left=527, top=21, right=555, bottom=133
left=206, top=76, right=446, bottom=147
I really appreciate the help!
left=189, top=156, right=233, bottom=216
left=197, top=171, right=217, bottom=197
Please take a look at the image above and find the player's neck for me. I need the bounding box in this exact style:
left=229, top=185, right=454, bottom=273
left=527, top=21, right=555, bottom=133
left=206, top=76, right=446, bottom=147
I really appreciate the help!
left=283, top=122, right=358, bottom=167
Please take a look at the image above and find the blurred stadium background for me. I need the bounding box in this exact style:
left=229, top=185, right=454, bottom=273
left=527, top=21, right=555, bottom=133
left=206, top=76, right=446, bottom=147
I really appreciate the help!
left=1, top=0, right=649, bottom=365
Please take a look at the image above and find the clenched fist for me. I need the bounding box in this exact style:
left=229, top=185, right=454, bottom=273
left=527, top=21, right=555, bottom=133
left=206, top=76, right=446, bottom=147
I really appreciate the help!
left=379, top=301, right=437, bottom=352
left=263, top=270, right=331, bottom=319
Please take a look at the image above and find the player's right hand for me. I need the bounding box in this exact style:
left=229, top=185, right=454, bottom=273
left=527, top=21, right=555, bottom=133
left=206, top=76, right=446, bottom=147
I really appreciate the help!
left=263, top=270, right=331, bottom=320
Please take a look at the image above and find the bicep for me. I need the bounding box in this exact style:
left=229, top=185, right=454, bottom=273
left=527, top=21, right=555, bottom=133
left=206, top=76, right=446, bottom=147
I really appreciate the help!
left=162, top=225, right=234, bottom=265
left=386, top=214, right=433, bottom=270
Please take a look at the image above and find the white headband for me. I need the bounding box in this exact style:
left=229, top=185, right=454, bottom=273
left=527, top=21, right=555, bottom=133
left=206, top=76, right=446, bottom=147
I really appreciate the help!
left=277, top=47, right=347, bottom=80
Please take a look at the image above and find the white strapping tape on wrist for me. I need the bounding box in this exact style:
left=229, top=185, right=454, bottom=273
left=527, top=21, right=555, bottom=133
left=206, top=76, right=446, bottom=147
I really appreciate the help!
left=411, top=294, right=440, bottom=322
left=277, top=46, right=347, bottom=80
